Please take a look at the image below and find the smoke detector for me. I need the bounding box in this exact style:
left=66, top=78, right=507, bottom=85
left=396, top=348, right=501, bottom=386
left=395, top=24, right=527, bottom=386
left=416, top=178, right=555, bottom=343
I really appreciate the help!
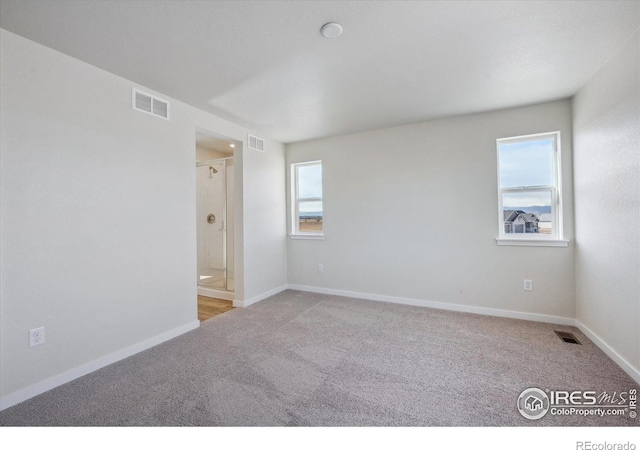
left=321, top=22, right=342, bottom=38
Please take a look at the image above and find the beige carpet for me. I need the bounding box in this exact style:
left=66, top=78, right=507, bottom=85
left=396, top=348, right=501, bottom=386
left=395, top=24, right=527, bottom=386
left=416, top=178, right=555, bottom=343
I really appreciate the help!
left=0, top=290, right=637, bottom=426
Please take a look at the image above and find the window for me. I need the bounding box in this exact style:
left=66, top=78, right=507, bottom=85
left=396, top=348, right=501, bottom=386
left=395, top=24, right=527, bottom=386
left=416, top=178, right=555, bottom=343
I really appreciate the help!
left=497, top=132, right=563, bottom=244
left=291, top=161, right=323, bottom=237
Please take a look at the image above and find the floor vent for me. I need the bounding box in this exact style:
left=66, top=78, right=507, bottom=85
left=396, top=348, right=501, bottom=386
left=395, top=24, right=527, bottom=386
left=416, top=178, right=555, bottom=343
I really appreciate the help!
left=554, top=331, right=581, bottom=345
left=132, top=88, right=170, bottom=120
left=248, top=134, right=264, bottom=151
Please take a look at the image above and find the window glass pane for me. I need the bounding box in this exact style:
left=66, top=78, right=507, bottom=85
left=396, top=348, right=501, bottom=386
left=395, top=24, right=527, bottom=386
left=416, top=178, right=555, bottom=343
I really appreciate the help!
left=298, top=201, right=323, bottom=232
left=502, top=191, right=552, bottom=235
left=499, top=137, right=554, bottom=188
left=294, top=162, right=322, bottom=234
left=297, top=164, right=322, bottom=198
left=299, top=200, right=323, bottom=214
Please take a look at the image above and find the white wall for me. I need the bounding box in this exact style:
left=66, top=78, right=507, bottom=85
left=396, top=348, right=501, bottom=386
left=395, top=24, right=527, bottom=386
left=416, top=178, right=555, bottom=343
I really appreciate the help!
left=0, top=29, right=287, bottom=406
left=240, top=138, right=288, bottom=304
left=572, top=31, right=640, bottom=376
left=287, top=100, right=575, bottom=320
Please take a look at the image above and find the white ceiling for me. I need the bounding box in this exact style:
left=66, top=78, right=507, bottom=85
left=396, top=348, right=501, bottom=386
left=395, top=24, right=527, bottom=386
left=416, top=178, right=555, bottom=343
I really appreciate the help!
left=196, top=131, right=234, bottom=154
left=1, top=1, right=638, bottom=143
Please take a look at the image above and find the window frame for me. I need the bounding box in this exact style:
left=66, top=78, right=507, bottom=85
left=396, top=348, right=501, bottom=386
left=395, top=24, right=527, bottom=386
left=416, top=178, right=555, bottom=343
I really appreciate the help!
left=496, top=132, right=565, bottom=245
left=290, top=160, right=324, bottom=239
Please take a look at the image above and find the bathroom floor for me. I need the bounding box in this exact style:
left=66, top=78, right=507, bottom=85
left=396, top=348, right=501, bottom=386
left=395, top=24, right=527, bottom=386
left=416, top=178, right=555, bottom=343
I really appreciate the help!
left=197, top=295, right=234, bottom=321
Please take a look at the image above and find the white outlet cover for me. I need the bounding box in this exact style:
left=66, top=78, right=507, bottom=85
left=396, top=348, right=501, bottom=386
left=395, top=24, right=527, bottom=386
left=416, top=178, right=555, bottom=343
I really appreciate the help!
left=29, top=327, right=45, bottom=347
left=524, top=280, right=533, bottom=291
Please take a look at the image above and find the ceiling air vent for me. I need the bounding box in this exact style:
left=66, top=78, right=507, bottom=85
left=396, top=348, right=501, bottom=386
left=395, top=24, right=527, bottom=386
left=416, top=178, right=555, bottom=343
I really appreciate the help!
left=248, top=134, right=264, bottom=152
left=132, top=88, right=170, bottom=120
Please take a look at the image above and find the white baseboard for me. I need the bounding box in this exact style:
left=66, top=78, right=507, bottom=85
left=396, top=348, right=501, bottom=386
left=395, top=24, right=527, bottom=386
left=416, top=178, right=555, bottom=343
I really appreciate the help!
left=198, top=286, right=234, bottom=301
left=233, top=284, right=288, bottom=308
left=575, top=320, right=640, bottom=385
left=286, top=284, right=575, bottom=326
left=288, top=284, right=640, bottom=384
left=0, top=320, right=200, bottom=412
left=3, top=285, right=636, bottom=413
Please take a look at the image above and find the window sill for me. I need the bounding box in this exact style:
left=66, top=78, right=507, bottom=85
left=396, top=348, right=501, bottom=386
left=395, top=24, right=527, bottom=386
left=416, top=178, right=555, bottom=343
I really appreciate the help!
left=496, top=238, right=569, bottom=248
left=289, top=234, right=325, bottom=241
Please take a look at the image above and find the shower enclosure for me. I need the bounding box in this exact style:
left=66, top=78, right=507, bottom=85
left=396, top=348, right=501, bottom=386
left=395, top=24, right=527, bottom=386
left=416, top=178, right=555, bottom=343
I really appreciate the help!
left=196, top=158, right=234, bottom=298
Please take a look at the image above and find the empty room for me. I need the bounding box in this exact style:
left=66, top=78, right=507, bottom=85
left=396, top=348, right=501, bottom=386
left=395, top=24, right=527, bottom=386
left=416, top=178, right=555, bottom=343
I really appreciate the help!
left=0, top=0, right=638, bottom=445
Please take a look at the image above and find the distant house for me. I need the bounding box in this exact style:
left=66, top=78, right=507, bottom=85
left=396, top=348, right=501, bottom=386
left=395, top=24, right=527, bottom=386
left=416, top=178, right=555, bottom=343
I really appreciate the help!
left=504, top=210, right=539, bottom=234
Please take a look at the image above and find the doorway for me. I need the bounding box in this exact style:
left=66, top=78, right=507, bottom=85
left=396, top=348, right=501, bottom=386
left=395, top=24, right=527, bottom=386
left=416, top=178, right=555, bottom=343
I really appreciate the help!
left=196, top=130, right=236, bottom=320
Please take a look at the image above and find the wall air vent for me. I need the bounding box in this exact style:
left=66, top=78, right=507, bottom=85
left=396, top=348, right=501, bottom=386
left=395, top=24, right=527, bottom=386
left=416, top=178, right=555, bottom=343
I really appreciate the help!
left=132, top=89, right=170, bottom=120
left=248, top=134, right=265, bottom=152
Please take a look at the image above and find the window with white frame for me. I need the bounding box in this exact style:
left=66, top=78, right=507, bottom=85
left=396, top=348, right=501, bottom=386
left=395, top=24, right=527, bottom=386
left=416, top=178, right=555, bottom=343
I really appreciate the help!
left=497, top=132, right=562, bottom=241
left=291, top=161, right=323, bottom=236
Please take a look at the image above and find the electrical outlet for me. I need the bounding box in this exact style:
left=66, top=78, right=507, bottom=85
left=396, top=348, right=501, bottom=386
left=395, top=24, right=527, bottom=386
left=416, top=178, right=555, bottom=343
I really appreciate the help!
left=317, top=263, right=324, bottom=272
left=29, top=327, right=45, bottom=347
left=524, top=279, right=533, bottom=291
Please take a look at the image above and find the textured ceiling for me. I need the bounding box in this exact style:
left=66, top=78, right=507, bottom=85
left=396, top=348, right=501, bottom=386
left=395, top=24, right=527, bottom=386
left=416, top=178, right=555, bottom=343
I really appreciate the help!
left=1, top=0, right=638, bottom=143
left=196, top=132, right=234, bottom=154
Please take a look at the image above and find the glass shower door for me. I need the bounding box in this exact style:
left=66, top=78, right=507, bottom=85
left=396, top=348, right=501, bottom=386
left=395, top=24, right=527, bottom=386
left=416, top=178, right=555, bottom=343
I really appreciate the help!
left=225, top=159, right=234, bottom=291
left=196, top=161, right=227, bottom=290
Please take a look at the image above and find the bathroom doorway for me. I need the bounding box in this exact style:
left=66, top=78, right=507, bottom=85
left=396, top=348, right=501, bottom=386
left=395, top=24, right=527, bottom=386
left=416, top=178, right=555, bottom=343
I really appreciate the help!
left=195, top=130, right=235, bottom=320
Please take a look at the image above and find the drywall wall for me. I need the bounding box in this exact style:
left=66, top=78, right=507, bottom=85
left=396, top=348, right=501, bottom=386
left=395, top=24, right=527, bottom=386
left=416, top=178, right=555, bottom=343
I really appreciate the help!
left=573, top=30, right=640, bottom=376
left=240, top=137, right=288, bottom=304
left=0, top=29, right=287, bottom=406
left=287, top=100, right=575, bottom=320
